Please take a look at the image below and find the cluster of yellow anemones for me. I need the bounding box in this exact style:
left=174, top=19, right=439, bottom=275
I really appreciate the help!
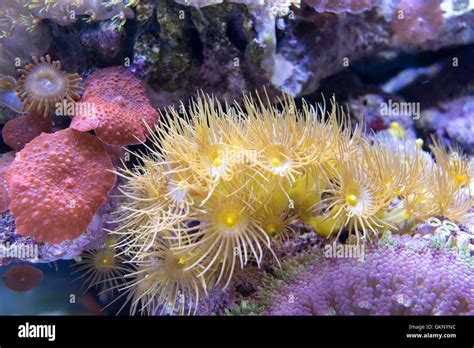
left=109, top=92, right=473, bottom=315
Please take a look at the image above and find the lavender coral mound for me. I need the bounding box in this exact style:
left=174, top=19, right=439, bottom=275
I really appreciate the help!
left=266, top=235, right=473, bottom=315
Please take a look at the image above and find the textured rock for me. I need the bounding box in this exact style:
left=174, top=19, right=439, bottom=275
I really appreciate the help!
left=418, top=95, right=474, bottom=154
left=133, top=0, right=274, bottom=107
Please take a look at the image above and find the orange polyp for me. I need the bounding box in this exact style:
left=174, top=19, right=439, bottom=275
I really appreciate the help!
left=16, top=55, right=84, bottom=117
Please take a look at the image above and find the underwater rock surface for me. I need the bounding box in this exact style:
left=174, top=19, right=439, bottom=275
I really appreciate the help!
left=130, top=0, right=474, bottom=101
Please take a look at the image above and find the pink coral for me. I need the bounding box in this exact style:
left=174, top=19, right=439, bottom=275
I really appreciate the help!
left=70, top=66, right=160, bottom=146
left=6, top=128, right=116, bottom=244
left=391, top=0, right=444, bottom=44
left=266, top=235, right=473, bottom=315
left=2, top=111, right=52, bottom=151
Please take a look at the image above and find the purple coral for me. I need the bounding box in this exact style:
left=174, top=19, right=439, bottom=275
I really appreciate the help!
left=305, top=0, right=377, bottom=14
left=266, top=235, right=473, bottom=315
left=420, top=96, right=474, bottom=154
left=391, top=0, right=444, bottom=44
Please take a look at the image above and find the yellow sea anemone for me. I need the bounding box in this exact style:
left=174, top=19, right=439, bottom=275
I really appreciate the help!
left=241, top=93, right=319, bottom=185
left=110, top=91, right=474, bottom=315
left=424, top=140, right=473, bottom=223
left=322, top=140, right=395, bottom=243
left=374, top=136, right=437, bottom=227
left=255, top=184, right=296, bottom=240
left=289, top=171, right=327, bottom=222
left=106, top=238, right=207, bottom=316
left=362, top=135, right=431, bottom=198
left=171, top=174, right=278, bottom=289
left=16, top=55, right=83, bottom=116
left=430, top=139, right=472, bottom=189
left=151, top=94, right=244, bottom=199
left=73, top=245, right=129, bottom=293
left=112, top=158, right=192, bottom=260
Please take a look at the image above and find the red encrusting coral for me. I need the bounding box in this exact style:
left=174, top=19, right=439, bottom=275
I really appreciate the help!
left=6, top=128, right=116, bottom=244
left=391, top=0, right=444, bottom=44
left=0, top=152, right=15, bottom=212
left=2, top=111, right=52, bottom=151
left=70, top=66, right=160, bottom=146
left=2, top=264, right=44, bottom=292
